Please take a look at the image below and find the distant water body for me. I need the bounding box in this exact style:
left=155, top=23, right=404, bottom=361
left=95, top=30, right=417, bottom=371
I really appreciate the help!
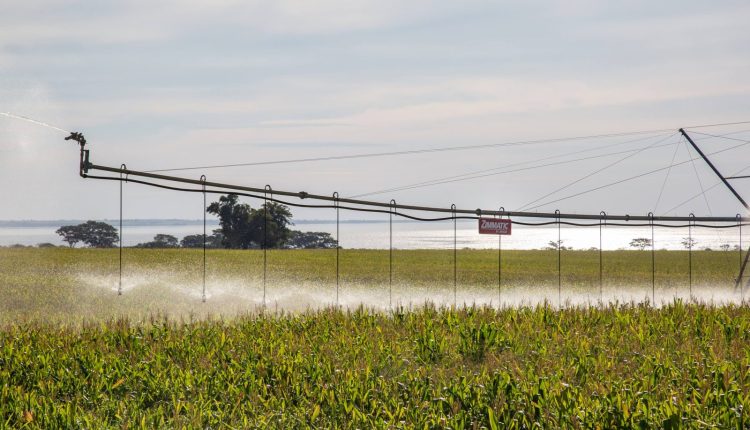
left=0, top=219, right=743, bottom=251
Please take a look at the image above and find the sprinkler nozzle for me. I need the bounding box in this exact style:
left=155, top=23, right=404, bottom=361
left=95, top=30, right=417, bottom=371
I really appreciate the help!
left=65, top=132, right=86, bottom=147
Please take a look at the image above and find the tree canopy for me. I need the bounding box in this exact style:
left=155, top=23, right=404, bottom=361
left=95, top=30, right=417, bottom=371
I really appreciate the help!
left=545, top=240, right=569, bottom=251
left=207, top=194, right=293, bottom=249
left=180, top=230, right=224, bottom=249
left=284, top=231, right=338, bottom=249
left=55, top=221, right=119, bottom=248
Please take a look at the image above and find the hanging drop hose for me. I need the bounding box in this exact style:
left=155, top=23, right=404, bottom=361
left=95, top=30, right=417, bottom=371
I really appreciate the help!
left=55, top=127, right=750, bottom=304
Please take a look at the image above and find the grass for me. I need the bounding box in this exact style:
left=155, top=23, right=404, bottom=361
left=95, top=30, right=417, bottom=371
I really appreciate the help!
left=0, top=248, right=748, bottom=427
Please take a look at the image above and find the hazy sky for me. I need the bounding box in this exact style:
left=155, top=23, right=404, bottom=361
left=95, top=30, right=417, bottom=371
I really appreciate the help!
left=2, top=0, right=749, bottom=221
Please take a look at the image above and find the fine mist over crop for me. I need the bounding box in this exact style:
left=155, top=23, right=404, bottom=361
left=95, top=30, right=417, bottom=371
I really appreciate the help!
left=78, top=270, right=747, bottom=312
left=1, top=247, right=746, bottom=324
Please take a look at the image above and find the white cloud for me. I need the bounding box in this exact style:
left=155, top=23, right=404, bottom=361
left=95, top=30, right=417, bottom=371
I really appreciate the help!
left=2, top=0, right=750, bottom=219
left=194, top=72, right=750, bottom=137
left=176, top=0, right=471, bottom=36
left=0, top=0, right=464, bottom=49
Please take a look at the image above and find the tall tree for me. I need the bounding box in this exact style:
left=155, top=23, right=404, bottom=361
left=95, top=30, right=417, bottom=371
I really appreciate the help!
left=207, top=194, right=293, bottom=249
left=55, top=221, right=119, bottom=248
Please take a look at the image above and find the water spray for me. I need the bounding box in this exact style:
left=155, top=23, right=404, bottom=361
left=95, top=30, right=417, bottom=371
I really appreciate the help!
left=0, top=112, right=70, bottom=133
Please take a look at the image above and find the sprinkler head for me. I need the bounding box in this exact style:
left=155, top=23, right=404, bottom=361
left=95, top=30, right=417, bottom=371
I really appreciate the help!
left=65, top=132, right=86, bottom=148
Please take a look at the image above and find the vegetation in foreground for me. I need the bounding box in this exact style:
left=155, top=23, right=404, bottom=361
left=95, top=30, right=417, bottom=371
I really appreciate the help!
left=0, top=248, right=748, bottom=427
left=1, top=303, right=748, bottom=428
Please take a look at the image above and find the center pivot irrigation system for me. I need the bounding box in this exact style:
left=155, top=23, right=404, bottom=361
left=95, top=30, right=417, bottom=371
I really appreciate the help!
left=63, top=128, right=750, bottom=306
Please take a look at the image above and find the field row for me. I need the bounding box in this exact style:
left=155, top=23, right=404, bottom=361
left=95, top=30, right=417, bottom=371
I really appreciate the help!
left=1, top=303, right=748, bottom=427
left=3, top=247, right=744, bottom=284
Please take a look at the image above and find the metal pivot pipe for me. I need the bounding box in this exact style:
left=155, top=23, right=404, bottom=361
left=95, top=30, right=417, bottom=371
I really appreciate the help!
left=498, top=206, right=505, bottom=307
left=649, top=212, right=655, bottom=304
left=556, top=209, right=561, bottom=304
left=118, top=164, right=126, bottom=296
left=599, top=211, right=606, bottom=301
left=84, top=162, right=745, bottom=222
left=389, top=199, right=396, bottom=308
left=452, top=204, right=457, bottom=307
left=263, top=184, right=271, bottom=308
left=333, top=192, right=340, bottom=306
left=201, top=175, right=207, bottom=303
left=689, top=213, right=694, bottom=297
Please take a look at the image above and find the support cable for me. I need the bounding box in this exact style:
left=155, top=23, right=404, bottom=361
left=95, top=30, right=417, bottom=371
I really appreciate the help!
left=663, top=165, right=750, bottom=215
left=353, top=141, right=679, bottom=199
left=677, top=135, right=726, bottom=258
left=131, top=121, right=750, bottom=173
left=687, top=131, right=750, bottom=143
left=518, top=133, right=677, bottom=211
left=351, top=134, right=675, bottom=199
left=653, top=136, right=684, bottom=213
left=683, top=138, right=714, bottom=216
left=143, top=129, right=682, bottom=174
left=524, top=137, right=750, bottom=211
left=352, top=129, right=750, bottom=199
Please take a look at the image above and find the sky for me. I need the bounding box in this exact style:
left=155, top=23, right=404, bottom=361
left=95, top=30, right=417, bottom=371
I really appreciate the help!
left=1, top=0, right=750, bottom=221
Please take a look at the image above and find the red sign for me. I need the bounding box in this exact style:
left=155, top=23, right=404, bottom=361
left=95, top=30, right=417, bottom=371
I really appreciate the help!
left=478, top=218, right=512, bottom=235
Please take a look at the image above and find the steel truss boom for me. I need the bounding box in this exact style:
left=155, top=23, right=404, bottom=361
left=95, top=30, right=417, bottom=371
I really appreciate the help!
left=66, top=133, right=746, bottom=223
left=679, top=128, right=750, bottom=289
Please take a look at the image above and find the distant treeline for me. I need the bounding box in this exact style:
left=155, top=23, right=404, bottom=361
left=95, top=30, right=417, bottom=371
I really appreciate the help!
left=0, top=219, right=219, bottom=228
left=51, top=195, right=340, bottom=249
